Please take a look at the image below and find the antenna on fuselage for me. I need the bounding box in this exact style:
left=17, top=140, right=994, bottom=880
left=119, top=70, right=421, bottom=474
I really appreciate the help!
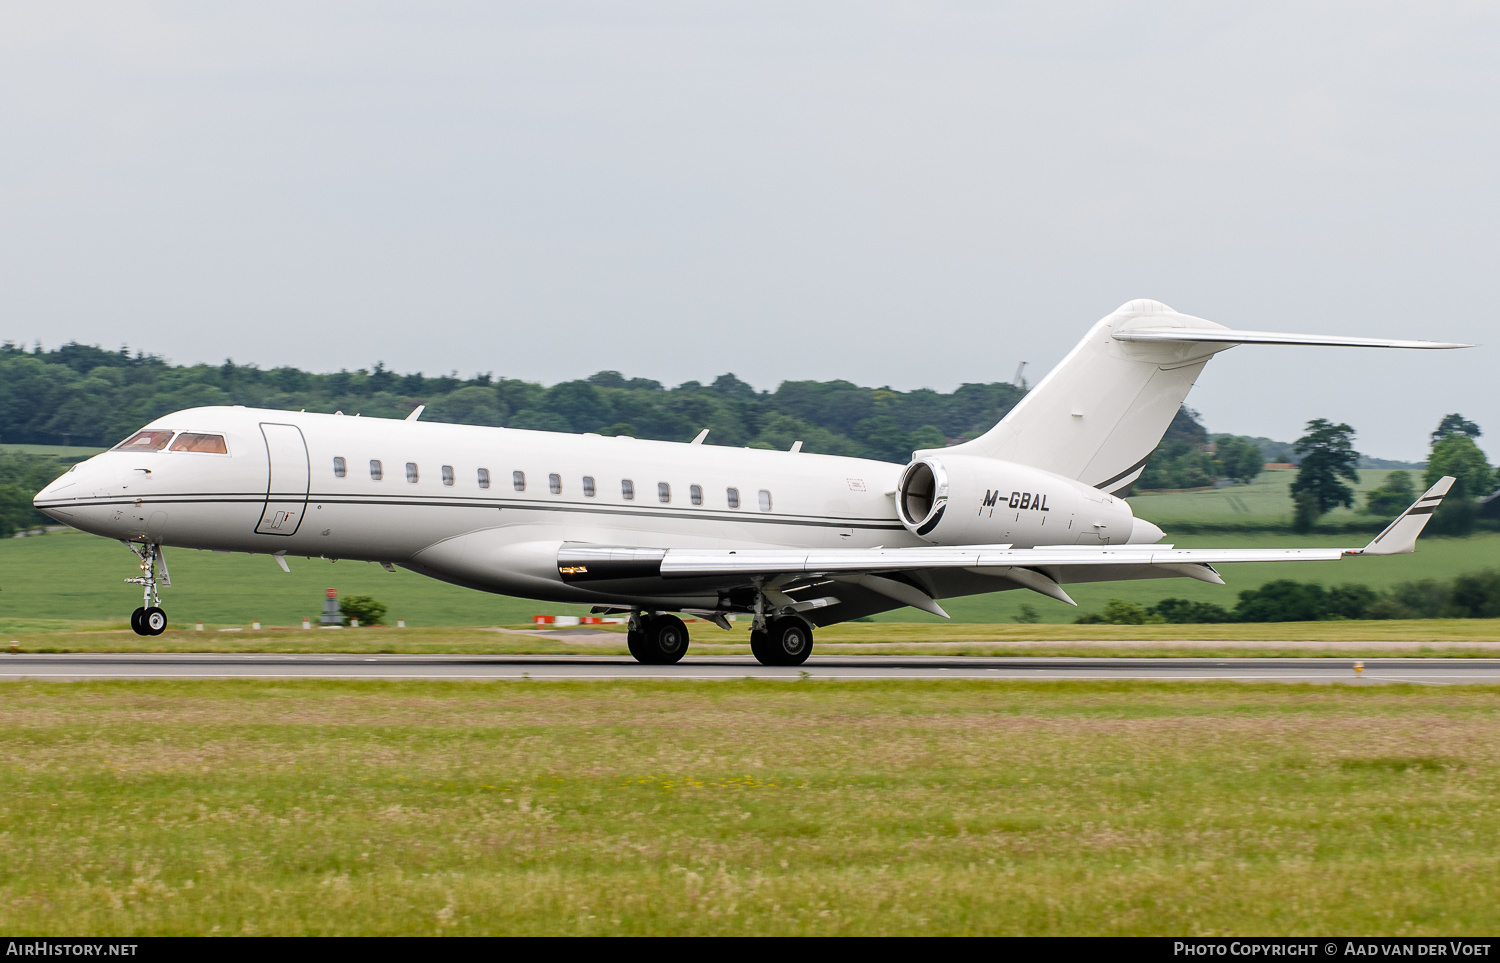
left=1012, top=361, right=1028, bottom=388
left=406, top=405, right=425, bottom=422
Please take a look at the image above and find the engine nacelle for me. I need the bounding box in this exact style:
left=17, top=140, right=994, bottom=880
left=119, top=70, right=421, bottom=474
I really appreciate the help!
left=895, top=454, right=1150, bottom=547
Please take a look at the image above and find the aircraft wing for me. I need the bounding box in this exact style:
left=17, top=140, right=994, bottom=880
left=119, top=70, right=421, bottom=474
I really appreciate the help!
left=561, top=478, right=1455, bottom=617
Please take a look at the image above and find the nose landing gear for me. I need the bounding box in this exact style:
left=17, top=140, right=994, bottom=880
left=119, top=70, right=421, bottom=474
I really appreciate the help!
left=126, top=542, right=170, bottom=637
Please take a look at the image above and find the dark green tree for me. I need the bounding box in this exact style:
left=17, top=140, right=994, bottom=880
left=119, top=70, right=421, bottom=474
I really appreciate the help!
left=1431, top=413, right=1481, bottom=444
left=1363, top=470, right=1416, bottom=517
left=1424, top=427, right=1494, bottom=535
left=1425, top=433, right=1493, bottom=500
left=1290, top=419, right=1359, bottom=516
left=1233, top=580, right=1328, bottom=622
left=543, top=381, right=611, bottom=433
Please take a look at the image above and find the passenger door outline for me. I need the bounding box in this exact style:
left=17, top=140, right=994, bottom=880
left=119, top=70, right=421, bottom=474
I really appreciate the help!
left=255, top=423, right=310, bottom=536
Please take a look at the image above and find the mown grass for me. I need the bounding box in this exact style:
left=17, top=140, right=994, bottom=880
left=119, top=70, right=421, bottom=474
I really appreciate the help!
left=3, top=525, right=1495, bottom=630
left=0, top=679, right=1497, bottom=935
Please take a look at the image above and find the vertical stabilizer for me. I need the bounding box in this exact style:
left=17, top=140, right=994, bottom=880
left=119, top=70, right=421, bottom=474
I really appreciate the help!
left=937, top=300, right=1469, bottom=493
left=942, top=300, right=1231, bottom=493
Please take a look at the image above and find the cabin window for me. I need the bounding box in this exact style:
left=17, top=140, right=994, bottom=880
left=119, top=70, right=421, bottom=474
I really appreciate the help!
left=658, top=482, right=671, bottom=503
left=478, top=468, right=491, bottom=489
left=583, top=476, right=596, bottom=497
left=333, top=457, right=347, bottom=478
left=441, top=465, right=454, bottom=487
left=370, top=460, right=383, bottom=481
left=169, top=432, right=229, bottom=454
left=549, top=473, right=562, bottom=494
left=759, top=489, right=772, bottom=512
left=513, top=471, right=525, bottom=492
left=690, top=484, right=703, bottom=506
left=114, top=430, right=174, bottom=452
left=406, top=462, right=419, bottom=483
left=726, top=487, right=740, bottom=509
left=621, top=479, right=635, bottom=500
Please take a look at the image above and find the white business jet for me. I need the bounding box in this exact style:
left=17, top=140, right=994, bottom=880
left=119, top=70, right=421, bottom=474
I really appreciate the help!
left=34, top=299, right=1468, bottom=665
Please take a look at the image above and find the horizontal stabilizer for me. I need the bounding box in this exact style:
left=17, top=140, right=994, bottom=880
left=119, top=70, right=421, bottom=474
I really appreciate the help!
left=1353, top=476, right=1455, bottom=556
left=1113, top=328, right=1474, bottom=350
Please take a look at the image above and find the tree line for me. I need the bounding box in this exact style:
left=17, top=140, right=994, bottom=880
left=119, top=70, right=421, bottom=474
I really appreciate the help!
left=1288, top=413, right=1497, bottom=534
left=1077, top=570, right=1500, bottom=624
left=0, top=340, right=1026, bottom=463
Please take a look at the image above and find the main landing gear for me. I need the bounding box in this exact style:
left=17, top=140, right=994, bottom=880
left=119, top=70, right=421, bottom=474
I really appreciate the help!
left=749, top=617, right=813, bottom=667
left=620, top=591, right=815, bottom=668
left=126, top=542, right=169, bottom=637
left=627, top=612, right=690, bottom=665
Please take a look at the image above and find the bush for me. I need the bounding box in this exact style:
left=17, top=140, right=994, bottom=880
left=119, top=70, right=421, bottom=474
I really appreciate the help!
left=1451, top=571, right=1500, bottom=619
left=1326, top=583, right=1379, bottom=620
left=1380, top=579, right=1450, bottom=620
left=1233, top=579, right=1327, bottom=622
left=1148, top=598, right=1234, bottom=624
left=1073, top=599, right=1165, bottom=625
left=338, top=594, right=388, bottom=625
left=1363, top=471, right=1416, bottom=517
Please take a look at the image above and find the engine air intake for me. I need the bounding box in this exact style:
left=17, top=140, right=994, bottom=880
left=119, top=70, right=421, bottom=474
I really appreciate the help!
left=896, top=458, right=948, bottom=537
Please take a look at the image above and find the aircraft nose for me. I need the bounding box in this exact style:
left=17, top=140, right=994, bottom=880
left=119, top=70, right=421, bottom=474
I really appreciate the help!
left=34, top=470, right=78, bottom=505
left=33, top=459, right=120, bottom=523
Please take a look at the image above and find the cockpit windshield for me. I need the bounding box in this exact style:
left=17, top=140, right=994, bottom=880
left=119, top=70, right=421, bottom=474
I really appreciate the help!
left=113, top=430, right=174, bottom=452
left=169, top=433, right=228, bottom=454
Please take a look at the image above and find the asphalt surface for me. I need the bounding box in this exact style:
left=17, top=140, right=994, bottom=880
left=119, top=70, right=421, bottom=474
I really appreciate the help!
left=1, top=653, right=1499, bottom=684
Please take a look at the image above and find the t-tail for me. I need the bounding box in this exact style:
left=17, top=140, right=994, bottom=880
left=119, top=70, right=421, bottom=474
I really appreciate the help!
left=941, top=299, right=1472, bottom=494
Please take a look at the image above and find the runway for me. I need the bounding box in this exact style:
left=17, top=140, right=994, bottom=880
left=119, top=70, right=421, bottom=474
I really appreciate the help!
left=2, top=653, right=1500, bottom=684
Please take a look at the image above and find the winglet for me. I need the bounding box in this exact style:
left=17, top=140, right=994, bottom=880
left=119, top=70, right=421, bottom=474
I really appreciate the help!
left=1352, top=476, right=1455, bottom=556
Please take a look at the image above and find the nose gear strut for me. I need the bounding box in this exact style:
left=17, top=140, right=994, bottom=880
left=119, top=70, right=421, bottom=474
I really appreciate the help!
left=125, top=542, right=170, bottom=636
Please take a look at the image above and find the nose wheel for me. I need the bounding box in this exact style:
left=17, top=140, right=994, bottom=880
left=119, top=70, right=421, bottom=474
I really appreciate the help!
left=130, top=606, right=168, bottom=636
left=125, top=543, right=170, bottom=637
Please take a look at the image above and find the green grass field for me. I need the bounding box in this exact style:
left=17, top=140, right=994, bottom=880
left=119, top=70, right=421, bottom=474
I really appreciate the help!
left=1, top=525, right=1492, bottom=632
left=1, top=679, right=1496, bottom=935
left=1129, top=468, right=1404, bottom=529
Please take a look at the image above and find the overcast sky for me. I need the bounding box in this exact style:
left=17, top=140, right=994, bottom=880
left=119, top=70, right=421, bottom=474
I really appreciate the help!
left=0, top=2, right=1495, bottom=460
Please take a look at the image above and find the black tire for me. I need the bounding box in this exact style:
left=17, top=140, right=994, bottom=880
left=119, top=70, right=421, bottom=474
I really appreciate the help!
left=749, top=629, right=776, bottom=666
left=647, top=614, right=689, bottom=665
left=767, top=617, right=813, bottom=666
left=130, top=607, right=148, bottom=636
left=626, top=627, right=653, bottom=664
left=626, top=615, right=690, bottom=665
left=143, top=607, right=168, bottom=636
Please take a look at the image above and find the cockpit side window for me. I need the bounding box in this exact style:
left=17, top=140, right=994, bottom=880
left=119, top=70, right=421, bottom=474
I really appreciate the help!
left=114, top=430, right=174, bottom=452
left=168, top=432, right=229, bottom=454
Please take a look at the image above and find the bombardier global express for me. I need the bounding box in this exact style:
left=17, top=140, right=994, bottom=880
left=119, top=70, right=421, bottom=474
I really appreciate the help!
left=33, top=299, right=1469, bottom=665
